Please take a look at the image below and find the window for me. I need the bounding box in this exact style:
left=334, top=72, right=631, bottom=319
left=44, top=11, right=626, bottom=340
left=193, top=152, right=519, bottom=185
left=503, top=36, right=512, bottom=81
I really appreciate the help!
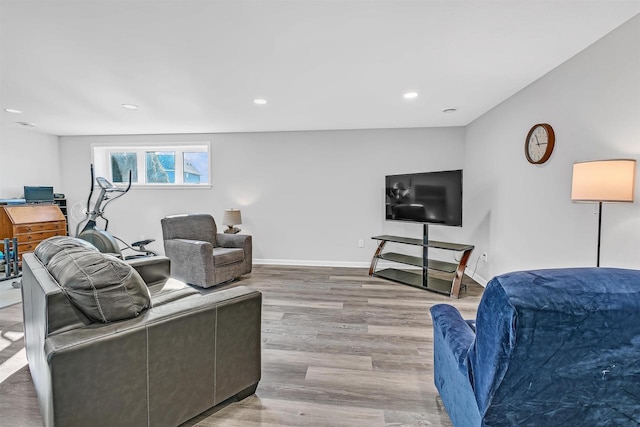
left=110, top=152, right=138, bottom=183
left=93, top=143, right=210, bottom=187
left=183, top=152, right=209, bottom=184
left=146, top=151, right=175, bottom=183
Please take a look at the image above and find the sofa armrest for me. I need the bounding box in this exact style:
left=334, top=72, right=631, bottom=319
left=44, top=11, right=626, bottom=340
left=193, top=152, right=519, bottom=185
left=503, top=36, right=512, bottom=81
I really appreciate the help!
left=42, top=286, right=261, bottom=427
left=430, top=304, right=475, bottom=367
left=164, top=238, right=214, bottom=286
left=126, top=255, right=171, bottom=286
left=216, top=234, right=252, bottom=273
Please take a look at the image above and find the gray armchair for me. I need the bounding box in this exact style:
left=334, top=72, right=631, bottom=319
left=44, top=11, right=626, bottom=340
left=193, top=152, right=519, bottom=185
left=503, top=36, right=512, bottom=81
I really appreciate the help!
left=161, top=214, right=252, bottom=288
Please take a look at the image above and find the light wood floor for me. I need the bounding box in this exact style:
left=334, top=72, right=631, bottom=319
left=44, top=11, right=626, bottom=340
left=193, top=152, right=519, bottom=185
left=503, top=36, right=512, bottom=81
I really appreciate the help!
left=0, top=265, right=484, bottom=426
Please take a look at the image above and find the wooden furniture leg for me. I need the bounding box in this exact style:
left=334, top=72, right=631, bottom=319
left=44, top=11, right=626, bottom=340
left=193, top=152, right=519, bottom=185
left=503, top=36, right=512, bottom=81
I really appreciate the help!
left=368, top=241, right=387, bottom=276
left=450, top=248, right=473, bottom=298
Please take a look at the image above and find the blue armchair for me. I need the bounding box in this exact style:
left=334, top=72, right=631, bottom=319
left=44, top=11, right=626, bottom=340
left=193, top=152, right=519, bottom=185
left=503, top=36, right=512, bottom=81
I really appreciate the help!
left=431, top=268, right=640, bottom=426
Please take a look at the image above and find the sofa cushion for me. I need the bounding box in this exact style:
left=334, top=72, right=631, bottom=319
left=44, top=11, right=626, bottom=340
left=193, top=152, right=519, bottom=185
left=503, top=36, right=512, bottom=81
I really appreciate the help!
left=211, top=247, right=244, bottom=267
left=34, top=236, right=98, bottom=266
left=47, top=247, right=152, bottom=323
left=147, top=278, right=199, bottom=307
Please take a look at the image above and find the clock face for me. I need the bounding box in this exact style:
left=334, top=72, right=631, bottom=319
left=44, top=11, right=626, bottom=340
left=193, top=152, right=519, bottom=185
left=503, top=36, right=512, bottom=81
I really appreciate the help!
left=525, top=124, right=555, bottom=164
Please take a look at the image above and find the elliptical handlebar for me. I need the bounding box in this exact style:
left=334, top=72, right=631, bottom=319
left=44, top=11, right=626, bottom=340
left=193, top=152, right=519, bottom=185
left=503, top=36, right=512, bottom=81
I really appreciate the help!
left=75, top=165, right=96, bottom=237
left=96, top=170, right=132, bottom=193
left=77, top=167, right=133, bottom=235
left=124, top=171, right=132, bottom=193
left=96, top=177, right=117, bottom=190
left=98, top=171, right=132, bottom=226
left=86, top=164, right=95, bottom=215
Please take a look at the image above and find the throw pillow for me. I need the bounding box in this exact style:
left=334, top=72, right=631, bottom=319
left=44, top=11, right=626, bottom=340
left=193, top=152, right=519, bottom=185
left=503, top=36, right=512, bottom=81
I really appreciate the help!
left=34, top=236, right=98, bottom=266
left=47, top=246, right=152, bottom=323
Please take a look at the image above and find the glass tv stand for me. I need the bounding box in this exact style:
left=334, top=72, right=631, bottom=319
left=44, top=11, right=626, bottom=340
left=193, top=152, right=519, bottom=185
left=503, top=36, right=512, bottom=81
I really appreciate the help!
left=369, top=226, right=474, bottom=298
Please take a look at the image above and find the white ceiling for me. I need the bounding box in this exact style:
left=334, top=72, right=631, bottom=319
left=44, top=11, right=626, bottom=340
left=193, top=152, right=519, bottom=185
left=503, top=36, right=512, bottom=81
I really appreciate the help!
left=1, top=0, right=639, bottom=136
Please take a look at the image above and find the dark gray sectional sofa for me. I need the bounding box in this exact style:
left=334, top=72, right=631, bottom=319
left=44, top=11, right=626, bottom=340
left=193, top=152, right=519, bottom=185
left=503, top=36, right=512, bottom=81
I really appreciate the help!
left=21, top=236, right=262, bottom=427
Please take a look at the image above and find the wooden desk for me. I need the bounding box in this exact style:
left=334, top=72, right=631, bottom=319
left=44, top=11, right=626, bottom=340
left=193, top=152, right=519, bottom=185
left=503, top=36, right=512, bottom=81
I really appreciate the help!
left=0, top=205, right=67, bottom=259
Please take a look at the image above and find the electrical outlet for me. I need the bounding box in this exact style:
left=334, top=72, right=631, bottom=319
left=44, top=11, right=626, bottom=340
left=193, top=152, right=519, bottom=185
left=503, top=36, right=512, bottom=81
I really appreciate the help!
left=481, top=252, right=488, bottom=262
left=358, top=239, right=365, bottom=248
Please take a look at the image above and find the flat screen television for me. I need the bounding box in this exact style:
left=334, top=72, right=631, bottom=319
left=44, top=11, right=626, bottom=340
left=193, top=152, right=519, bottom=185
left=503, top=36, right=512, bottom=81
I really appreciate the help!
left=24, top=186, right=54, bottom=204
left=385, top=169, right=462, bottom=226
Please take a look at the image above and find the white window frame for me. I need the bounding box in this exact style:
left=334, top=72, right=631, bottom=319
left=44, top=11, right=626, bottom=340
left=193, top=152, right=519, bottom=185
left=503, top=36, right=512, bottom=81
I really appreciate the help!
left=92, top=142, right=211, bottom=189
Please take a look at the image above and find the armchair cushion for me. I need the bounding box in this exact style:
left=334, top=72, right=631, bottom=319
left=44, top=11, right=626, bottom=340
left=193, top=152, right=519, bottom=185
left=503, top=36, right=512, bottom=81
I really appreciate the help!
left=47, top=246, right=152, bottom=323
left=212, top=247, right=244, bottom=266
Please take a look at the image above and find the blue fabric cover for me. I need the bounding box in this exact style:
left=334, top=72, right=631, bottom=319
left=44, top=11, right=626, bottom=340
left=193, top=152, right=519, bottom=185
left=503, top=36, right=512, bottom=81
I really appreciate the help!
left=431, top=267, right=640, bottom=427
left=431, top=304, right=482, bottom=427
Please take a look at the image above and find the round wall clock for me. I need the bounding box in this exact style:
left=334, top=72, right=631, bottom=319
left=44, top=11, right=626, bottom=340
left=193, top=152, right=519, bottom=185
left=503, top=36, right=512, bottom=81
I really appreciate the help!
left=525, top=123, right=555, bottom=164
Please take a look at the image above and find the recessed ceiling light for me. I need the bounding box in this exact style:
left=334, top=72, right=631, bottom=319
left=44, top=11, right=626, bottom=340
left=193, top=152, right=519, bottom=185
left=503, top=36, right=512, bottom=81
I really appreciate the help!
left=403, top=92, right=418, bottom=99
left=16, top=121, right=35, bottom=127
left=442, top=107, right=457, bottom=113
left=253, top=99, right=267, bottom=105
left=4, top=108, right=22, bottom=114
left=121, top=104, right=139, bottom=110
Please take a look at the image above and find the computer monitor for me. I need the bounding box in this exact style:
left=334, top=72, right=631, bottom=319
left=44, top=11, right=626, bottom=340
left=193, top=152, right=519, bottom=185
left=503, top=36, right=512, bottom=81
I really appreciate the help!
left=24, top=186, right=54, bottom=204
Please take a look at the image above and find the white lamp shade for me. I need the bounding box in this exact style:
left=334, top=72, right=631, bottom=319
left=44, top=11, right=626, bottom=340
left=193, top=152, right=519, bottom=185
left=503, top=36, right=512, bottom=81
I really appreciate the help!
left=222, top=209, right=242, bottom=226
left=571, top=159, right=636, bottom=202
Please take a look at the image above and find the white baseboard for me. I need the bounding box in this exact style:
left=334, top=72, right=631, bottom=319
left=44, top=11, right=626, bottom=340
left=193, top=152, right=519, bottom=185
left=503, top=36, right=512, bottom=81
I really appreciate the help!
left=253, top=258, right=371, bottom=268
left=470, top=273, right=489, bottom=287
left=253, top=259, right=423, bottom=270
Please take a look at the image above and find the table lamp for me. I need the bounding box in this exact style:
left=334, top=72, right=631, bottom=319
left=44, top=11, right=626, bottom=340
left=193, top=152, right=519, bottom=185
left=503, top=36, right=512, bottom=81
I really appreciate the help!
left=571, top=159, right=636, bottom=267
left=222, top=209, right=242, bottom=234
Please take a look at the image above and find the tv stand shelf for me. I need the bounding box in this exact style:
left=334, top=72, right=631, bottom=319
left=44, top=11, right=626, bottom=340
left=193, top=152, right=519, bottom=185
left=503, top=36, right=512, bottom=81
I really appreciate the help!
left=369, top=228, right=474, bottom=298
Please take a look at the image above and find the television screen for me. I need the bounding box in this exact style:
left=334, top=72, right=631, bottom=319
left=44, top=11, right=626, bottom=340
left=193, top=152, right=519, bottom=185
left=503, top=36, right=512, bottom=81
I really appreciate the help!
left=385, top=170, right=462, bottom=226
left=24, top=186, right=54, bottom=203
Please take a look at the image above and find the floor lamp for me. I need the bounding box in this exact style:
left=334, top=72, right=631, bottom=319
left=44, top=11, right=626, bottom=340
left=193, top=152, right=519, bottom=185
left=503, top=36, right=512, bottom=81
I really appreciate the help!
left=571, top=159, right=636, bottom=267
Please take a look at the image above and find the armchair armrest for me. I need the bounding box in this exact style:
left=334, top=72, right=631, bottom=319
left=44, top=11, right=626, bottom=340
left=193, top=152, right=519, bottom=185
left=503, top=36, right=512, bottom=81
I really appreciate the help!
left=430, top=304, right=475, bottom=367
left=216, top=234, right=252, bottom=274
left=164, top=238, right=214, bottom=286
left=216, top=233, right=251, bottom=249
left=430, top=306, right=483, bottom=427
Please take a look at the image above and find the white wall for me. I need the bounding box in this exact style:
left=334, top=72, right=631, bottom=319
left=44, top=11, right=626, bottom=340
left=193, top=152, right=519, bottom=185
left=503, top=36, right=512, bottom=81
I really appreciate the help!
left=30, top=16, right=640, bottom=279
left=0, top=124, right=61, bottom=198
left=464, top=15, right=640, bottom=283
left=59, top=127, right=465, bottom=265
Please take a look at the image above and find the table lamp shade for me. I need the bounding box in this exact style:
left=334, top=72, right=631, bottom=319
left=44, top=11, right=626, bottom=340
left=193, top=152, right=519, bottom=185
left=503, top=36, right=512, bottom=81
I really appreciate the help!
left=571, top=159, right=636, bottom=202
left=222, top=209, right=242, bottom=226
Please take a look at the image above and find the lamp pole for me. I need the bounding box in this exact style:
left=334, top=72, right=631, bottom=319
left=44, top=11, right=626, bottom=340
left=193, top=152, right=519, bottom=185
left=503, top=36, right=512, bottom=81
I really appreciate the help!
left=596, top=201, right=603, bottom=267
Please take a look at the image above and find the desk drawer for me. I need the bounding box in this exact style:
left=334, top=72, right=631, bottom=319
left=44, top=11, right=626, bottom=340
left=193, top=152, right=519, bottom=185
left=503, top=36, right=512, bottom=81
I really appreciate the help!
left=17, top=229, right=64, bottom=255
left=18, top=241, right=39, bottom=255
left=15, top=229, right=65, bottom=244
left=15, top=221, right=66, bottom=234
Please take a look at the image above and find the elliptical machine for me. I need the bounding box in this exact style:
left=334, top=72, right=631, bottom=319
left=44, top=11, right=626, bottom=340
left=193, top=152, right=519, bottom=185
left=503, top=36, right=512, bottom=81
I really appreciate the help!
left=76, top=165, right=157, bottom=259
